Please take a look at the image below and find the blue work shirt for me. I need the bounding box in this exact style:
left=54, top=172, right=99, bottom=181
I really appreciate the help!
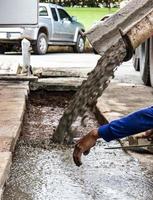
left=98, top=106, right=153, bottom=142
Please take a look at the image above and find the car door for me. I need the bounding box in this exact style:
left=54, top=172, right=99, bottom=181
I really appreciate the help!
left=57, top=8, right=76, bottom=42
left=50, top=7, right=62, bottom=42
left=39, top=6, right=52, bottom=39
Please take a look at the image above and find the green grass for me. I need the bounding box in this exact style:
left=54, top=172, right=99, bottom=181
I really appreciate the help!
left=65, top=7, right=118, bottom=30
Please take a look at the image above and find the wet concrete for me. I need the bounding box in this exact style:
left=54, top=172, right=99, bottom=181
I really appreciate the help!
left=3, top=92, right=153, bottom=200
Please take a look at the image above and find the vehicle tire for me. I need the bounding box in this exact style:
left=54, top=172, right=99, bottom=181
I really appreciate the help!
left=149, top=36, right=153, bottom=87
left=5, top=45, right=13, bottom=52
left=133, top=48, right=140, bottom=71
left=73, top=34, right=85, bottom=53
left=140, top=40, right=150, bottom=86
left=0, top=45, right=5, bottom=54
left=33, top=33, right=48, bottom=55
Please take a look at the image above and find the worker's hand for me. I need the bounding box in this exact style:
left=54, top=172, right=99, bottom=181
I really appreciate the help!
left=136, top=129, right=153, bottom=140
left=73, top=129, right=99, bottom=167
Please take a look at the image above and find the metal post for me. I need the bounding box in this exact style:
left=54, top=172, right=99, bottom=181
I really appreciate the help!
left=21, top=38, right=31, bottom=75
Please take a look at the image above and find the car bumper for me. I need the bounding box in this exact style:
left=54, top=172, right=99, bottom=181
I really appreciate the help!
left=0, top=32, right=23, bottom=40
left=0, top=28, right=37, bottom=42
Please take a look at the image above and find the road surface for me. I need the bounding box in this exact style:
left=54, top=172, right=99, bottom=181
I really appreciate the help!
left=0, top=52, right=143, bottom=85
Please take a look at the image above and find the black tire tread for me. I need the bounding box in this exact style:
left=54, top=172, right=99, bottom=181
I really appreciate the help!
left=73, top=34, right=85, bottom=53
left=33, top=33, right=48, bottom=55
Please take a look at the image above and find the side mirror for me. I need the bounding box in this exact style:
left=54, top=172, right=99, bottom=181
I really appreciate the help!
left=71, top=16, right=77, bottom=22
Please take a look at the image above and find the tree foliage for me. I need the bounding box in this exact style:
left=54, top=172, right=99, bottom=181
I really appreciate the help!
left=39, top=0, right=122, bottom=7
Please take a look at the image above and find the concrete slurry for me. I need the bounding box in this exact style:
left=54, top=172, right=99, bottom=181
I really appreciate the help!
left=0, top=81, right=29, bottom=199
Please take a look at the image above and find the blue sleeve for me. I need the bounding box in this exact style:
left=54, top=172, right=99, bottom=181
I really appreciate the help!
left=98, top=106, right=153, bottom=142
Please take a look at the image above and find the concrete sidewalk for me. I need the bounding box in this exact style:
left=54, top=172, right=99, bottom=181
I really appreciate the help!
left=0, top=81, right=29, bottom=199
left=97, top=82, right=153, bottom=122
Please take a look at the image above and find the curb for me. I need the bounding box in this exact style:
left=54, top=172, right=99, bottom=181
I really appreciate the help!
left=0, top=81, right=29, bottom=199
left=30, top=77, right=86, bottom=91
left=0, top=152, right=12, bottom=199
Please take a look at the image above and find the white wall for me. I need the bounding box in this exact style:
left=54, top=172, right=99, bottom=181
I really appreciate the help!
left=0, top=0, right=38, bottom=26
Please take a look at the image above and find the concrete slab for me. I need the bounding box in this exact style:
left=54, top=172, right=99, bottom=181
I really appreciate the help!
left=96, top=82, right=153, bottom=122
left=0, top=62, right=19, bottom=75
left=0, top=88, right=27, bottom=99
left=0, top=121, right=22, bottom=148
left=0, top=152, right=12, bottom=198
left=30, top=77, right=86, bottom=91
left=0, top=137, right=14, bottom=152
left=34, top=68, right=82, bottom=78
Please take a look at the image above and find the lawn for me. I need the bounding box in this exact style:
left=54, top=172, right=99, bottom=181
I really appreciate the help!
left=65, top=7, right=118, bottom=30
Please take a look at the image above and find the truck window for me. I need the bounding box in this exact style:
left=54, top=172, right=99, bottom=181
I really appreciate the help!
left=51, top=8, right=58, bottom=21
left=58, top=9, right=71, bottom=21
left=39, top=6, right=48, bottom=16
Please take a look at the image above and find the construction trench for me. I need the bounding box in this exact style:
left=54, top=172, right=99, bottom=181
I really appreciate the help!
left=2, top=0, right=153, bottom=199
left=2, top=91, right=153, bottom=200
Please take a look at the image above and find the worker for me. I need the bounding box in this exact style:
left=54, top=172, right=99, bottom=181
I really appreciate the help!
left=73, top=106, right=153, bottom=167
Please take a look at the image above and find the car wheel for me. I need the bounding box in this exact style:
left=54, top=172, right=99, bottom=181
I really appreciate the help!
left=33, top=33, right=48, bottom=55
left=5, top=45, right=13, bottom=52
left=73, top=34, right=85, bottom=53
left=140, top=40, right=150, bottom=86
left=0, top=45, right=5, bottom=54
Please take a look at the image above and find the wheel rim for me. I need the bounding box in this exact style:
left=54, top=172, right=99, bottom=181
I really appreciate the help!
left=39, top=37, right=47, bottom=53
left=78, top=37, right=84, bottom=52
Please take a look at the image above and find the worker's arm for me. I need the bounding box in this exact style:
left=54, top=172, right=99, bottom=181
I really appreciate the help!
left=73, top=106, right=153, bottom=166
left=98, top=106, right=153, bottom=142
